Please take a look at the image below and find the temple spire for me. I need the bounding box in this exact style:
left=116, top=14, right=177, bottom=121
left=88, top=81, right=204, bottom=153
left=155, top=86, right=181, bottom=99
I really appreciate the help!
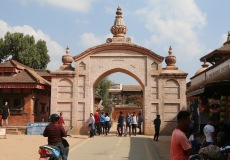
left=224, top=31, right=230, bottom=45
left=59, top=46, right=74, bottom=71
left=110, top=6, right=127, bottom=37
left=165, top=46, right=178, bottom=70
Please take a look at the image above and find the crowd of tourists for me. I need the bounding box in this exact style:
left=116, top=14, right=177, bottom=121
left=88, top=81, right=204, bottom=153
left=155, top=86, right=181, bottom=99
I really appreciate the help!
left=117, top=111, right=143, bottom=137
left=86, top=110, right=144, bottom=138
left=87, top=110, right=111, bottom=137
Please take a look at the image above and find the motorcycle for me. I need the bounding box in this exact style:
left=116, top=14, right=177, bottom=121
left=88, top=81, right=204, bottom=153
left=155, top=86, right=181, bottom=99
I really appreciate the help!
left=38, top=126, right=73, bottom=160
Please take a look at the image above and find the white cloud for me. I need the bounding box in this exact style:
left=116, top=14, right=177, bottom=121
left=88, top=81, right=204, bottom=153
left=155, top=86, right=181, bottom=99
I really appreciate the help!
left=75, top=18, right=90, bottom=25
left=0, top=20, right=64, bottom=71
left=135, top=0, right=207, bottom=60
left=18, top=0, right=93, bottom=12
left=79, top=32, right=137, bottom=50
left=79, top=32, right=113, bottom=49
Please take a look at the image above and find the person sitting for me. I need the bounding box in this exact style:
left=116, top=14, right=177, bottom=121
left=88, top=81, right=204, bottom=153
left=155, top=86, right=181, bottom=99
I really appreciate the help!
left=43, top=114, right=67, bottom=160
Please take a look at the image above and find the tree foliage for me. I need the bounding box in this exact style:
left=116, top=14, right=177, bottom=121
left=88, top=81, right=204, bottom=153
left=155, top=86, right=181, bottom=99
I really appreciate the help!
left=126, top=94, right=143, bottom=107
left=0, top=32, right=50, bottom=69
left=95, top=77, right=112, bottom=106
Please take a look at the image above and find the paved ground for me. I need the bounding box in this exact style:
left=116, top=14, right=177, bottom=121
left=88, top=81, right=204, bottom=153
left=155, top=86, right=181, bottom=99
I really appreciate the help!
left=68, top=134, right=171, bottom=160
left=0, top=133, right=171, bottom=160
left=0, top=134, right=88, bottom=160
left=0, top=122, right=171, bottom=160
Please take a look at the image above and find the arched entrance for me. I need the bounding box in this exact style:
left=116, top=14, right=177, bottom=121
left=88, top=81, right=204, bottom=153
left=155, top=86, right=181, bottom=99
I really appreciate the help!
left=93, top=68, right=144, bottom=112
left=50, top=6, right=187, bottom=135
left=93, top=69, right=144, bottom=134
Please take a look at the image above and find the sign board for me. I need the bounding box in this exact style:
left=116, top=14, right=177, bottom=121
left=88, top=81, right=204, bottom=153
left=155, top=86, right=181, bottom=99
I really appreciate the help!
left=206, top=59, right=230, bottom=80
left=27, top=122, right=50, bottom=135
left=191, top=59, right=230, bottom=86
left=0, top=128, right=6, bottom=136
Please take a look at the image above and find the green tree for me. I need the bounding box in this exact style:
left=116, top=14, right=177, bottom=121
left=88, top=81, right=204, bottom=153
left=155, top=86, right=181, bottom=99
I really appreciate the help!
left=0, top=38, right=8, bottom=61
left=95, top=77, right=112, bottom=106
left=0, top=32, right=50, bottom=69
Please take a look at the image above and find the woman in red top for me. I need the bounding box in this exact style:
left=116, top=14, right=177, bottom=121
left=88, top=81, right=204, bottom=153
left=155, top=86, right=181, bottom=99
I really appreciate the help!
left=58, top=112, right=65, bottom=126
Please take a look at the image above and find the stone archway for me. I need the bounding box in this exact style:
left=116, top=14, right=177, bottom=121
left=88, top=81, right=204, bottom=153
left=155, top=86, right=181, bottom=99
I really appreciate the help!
left=93, top=68, right=144, bottom=133
left=50, top=6, right=187, bottom=135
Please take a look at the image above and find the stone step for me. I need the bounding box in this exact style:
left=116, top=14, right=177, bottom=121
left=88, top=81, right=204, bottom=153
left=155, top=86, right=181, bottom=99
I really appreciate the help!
left=6, top=130, right=21, bottom=135
left=5, top=127, right=22, bottom=135
left=2, top=126, right=27, bottom=134
left=6, top=128, right=18, bottom=131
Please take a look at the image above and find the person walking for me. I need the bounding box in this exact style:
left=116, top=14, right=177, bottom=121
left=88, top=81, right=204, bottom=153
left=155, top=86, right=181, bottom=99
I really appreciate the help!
left=105, top=112, right=111, bottom=135
left=88, top=113, right=95, bottom=138
left=117, top=111, right=124, bottom=137
left=125, top=112, right=132, bottom=136
left=58, top=112, right=65, bottom=126
left=99, top=112, right=106, bottom=136
left=153, top=114, right=161, bottom=141
left=131, top=112, right=137, bottom=136
left=170, top=110, right=192, bottom=160
left=137, top=112, right=143, bottom=134
left=1, top=101, right=10, bottom=126
left=94, top=110, right=100, bottom=135
left=43, top=114, right=67, bottom=160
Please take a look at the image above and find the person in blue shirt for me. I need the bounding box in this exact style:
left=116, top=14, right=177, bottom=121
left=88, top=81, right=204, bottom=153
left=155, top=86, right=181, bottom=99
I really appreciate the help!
left=105, top=112, right=111, bottom=136
left=138, top=112, right=143, bottom=134
left=117, top=111, right=124, bottom=136
left=125, top=112, right=132, bottom=136
left=99, top=112, right=106, bottom=136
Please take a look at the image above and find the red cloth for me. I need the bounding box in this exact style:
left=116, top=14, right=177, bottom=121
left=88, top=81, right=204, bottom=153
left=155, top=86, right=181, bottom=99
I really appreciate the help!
left=94, top=112, right=99, bottom=123
left=58, top=116, right=65, bottom=125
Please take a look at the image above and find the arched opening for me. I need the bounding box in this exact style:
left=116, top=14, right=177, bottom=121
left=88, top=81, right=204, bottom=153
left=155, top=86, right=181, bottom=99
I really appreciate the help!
left=92, top=68, right=145, bottom=134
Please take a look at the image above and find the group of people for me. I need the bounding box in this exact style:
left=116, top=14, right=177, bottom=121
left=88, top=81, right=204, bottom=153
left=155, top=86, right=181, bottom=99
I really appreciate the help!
left=87, top=110, right=161, bottom=139
left=87, top=110, right=111, bottom=138
left=170, top=110, right=230, bottom=160
left=87, top=110, right=145, bottom=138
left=42, top=109, right=230, bottom=160
left=117, top=111, right=144, bottom=137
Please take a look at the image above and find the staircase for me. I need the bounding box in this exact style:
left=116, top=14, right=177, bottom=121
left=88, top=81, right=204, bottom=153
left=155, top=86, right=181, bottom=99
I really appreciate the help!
left=1, top=126, right=27, bottom=135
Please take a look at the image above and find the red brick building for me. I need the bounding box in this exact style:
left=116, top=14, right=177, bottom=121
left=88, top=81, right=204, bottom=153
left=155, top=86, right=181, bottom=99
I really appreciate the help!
left=0, top=60, right=51, bottom=126
left=109, top=84, right=143, bottom=121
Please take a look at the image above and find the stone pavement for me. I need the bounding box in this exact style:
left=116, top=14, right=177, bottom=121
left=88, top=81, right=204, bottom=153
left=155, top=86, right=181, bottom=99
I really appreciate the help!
left=0, top=134, right=88, bottom=160
left=0, top=126, right=171, bottom=160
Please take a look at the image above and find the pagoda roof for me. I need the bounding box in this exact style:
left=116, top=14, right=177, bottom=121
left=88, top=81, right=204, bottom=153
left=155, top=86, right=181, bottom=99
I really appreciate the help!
left=0, top=60, right=33, bottom=70
left=0, top=60, right=51, bottom=89
left=35, top=69, right=51, bottom=77
left=200, top=32, right=230, bottom=65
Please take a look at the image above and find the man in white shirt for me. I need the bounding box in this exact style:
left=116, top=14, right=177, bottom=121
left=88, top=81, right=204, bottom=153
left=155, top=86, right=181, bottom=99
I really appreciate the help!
left=88, top=113, right=95, bottom=138
left=203, top=117, right=216, bottom=147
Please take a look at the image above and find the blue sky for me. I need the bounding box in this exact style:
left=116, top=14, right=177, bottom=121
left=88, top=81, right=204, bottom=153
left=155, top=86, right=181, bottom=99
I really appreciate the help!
left=0, top=0, right=230, bottom=85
